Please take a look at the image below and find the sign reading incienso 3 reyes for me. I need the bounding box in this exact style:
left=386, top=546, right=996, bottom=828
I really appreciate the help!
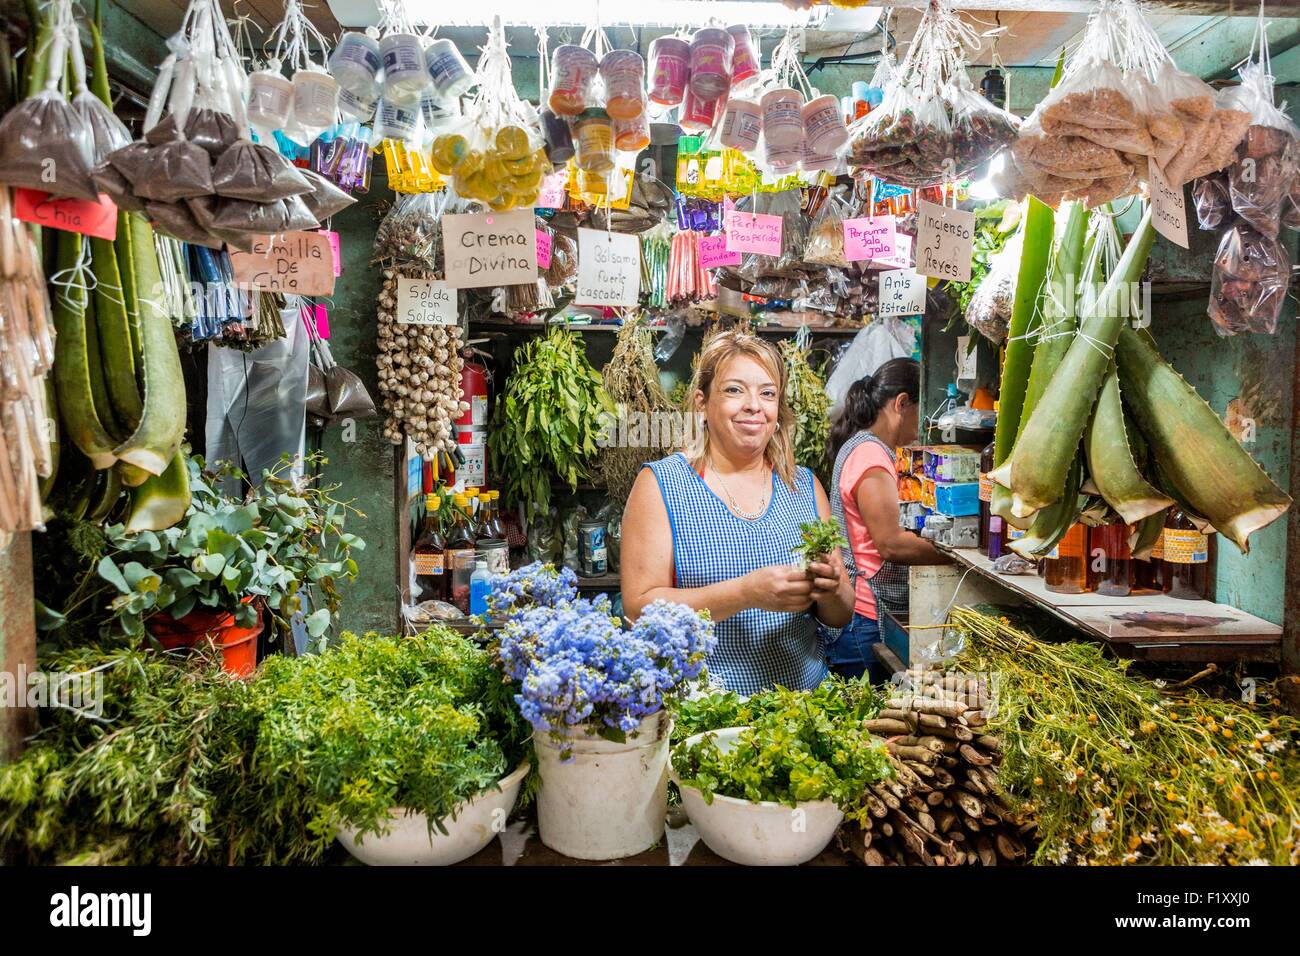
left=442, top=210, right=538, bottom=288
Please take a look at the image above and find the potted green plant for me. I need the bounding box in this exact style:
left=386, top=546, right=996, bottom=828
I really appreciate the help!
left=53, top=454, right=364, bottom=674
left=671, top=680, right=894, bottom=865
left=254, top=628, right=535, bottom=865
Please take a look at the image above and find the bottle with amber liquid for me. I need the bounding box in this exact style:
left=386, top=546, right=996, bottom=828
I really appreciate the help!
left=412, top=494, right=446, bottom=603
left=1161, top=508, right=1211, bottom=600
left=977, top=439, right=1006, bottom=558
left=1133, top=520, right=1164, bottom=591
left=1044, top=522, right=1089, bottom=594
left=1089, top=520, right=1132, bottom=597
left=444, top=494, right=478, bottom=613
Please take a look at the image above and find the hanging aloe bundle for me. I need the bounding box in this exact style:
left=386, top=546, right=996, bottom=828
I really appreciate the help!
left=45, top=12, right=189, bottom=529
left=991, top=210, right=1155, bottom=517
left=779, top=331, right=831, bottom=483
left=600, top=318, right=671, bottom=503
left=1115, top=325, right=1291, bottom=553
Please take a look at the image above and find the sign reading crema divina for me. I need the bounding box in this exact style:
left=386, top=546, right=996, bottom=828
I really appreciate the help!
left=442, top=210, right=538, bottom=289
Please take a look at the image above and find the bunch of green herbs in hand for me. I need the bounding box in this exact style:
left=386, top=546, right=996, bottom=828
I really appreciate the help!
left=791, top=518, right=848, bottom=570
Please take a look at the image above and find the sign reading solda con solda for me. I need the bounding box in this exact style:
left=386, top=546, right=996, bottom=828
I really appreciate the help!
left=442, top=210, right=538, bottom=288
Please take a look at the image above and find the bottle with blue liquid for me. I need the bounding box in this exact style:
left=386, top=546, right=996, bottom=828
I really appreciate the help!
left=469, top=559, right=492, bottom=618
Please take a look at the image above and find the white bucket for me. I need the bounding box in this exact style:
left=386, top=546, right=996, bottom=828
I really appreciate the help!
left=671, top=727, right=844, bottom=865
left=535, top=711, right=671, bottom=860
left=335, top=761, right=530, bottom=866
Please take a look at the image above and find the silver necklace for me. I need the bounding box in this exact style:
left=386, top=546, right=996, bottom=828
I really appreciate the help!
left=711, top=462, right=770, bottom=520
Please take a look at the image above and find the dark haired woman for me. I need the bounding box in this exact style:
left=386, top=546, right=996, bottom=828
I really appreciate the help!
left=825, top=358, right=950, bottom=682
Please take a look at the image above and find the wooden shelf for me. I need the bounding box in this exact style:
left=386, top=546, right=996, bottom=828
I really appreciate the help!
left=942, top=547, right=1281, bottom=664
left=574, top=571, right=620, bottom=590
left=468, top=318, right=866, bottom=337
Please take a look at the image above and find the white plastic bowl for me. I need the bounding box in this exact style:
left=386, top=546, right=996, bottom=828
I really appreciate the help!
left=671, top=728, right=844, bottom=866
left=336, top=761, right=530, bottom=866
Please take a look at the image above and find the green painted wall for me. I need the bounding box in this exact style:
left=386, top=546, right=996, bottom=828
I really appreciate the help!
left=319, top=184, right=403, bottom=637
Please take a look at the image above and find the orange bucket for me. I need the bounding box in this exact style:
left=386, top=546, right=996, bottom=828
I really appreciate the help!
left=145, top=599, right=263, bottom=678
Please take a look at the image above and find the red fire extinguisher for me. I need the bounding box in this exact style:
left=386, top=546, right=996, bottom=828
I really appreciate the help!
left=458, top=359, right=489, bottom=431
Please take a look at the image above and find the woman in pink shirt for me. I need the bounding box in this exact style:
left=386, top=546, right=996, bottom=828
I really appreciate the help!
left=826, top=358, right=950, bottom=682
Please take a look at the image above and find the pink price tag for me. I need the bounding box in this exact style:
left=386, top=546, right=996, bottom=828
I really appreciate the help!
left=724, top=210, right=782, bottom=256
left=870, top=233, right=913, bottom=270
left=536, top=171, right=568, bottom=210
left=699, top=234, right=741, bottom=269
left=843, top=215, right=896, bottom=262
left=313, top=303, right=330, bottom=339
left=536, top=229, right=553, bottom=270
left=318, top=229, right=342, bottom=276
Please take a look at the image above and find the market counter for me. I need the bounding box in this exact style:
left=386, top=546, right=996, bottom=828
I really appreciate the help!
left=906, top=547, right=1281, bottom=665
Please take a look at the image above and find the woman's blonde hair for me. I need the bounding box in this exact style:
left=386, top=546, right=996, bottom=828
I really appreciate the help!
left=680, top=327, right=799, bottom=491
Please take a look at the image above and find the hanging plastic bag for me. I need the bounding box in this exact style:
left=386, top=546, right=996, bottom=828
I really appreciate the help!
left=211, top=194, right=319, bottom=234
left=965, top=228, right=1022, bottom=344
left=0, top=90, right=98, bottom=201
left=211, top=139, right=312, bottom=201
left=298, top=168, right=357, bottom=220
left=134, top=138, right=215, bottom=202
left=825, top=317, right=918, bottom=416
left=1219, top=64, right=1300, bottom=238
left=1208, top=222, right=1290, bottom=335
left=1192, top=174, right=1232, bottom=231
left=803, top=188, right=851, bottom=267
left=1282, top=167, right=1300, bottom=231
left=145, top=200, right=223, bottom=248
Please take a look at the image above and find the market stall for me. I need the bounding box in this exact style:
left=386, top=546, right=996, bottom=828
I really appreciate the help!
left=0, top=0, right=1297, bottom=870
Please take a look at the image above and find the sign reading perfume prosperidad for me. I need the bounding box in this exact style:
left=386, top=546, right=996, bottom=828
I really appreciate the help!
left=724, top=210, right=783, bottom=256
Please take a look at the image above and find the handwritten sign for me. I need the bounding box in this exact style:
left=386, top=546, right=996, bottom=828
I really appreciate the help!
left=318, top=229, right=341, bottom=276
left=230, top=231, right=336, bottom=296
left=397, top=276, right=458, bottom=325
left=1149, top=157, right=1189, bottom=250
left=878, top=268, right=927, bottom=318
left=699, top=234, right=741, bottom=269
left=14, top=189, right=117, bottom=241
left=877, top=232, right=913, bottom=270
left=843, top=215, right=896, bottom=262
left=536, top=229, right=553, bottom=271
left=575, top=228, right=641, bottom=308
left=442, top=210, right=537, bottom=289
left=536, top=170, right=568, bottom=210
left=915, top=199, right=975, bottom=283
left=724, top=210, right=783, bottom=256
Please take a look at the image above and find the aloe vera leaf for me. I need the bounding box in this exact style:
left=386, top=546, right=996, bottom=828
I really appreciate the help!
left=51, top=232, right=119, bottom=468
left=1129, top=508, right=1167, bottom=560
left=1084, top=364, right=1174, bottom=524
left=1021, top=201, right=1087, bottom=421
left=1114, top=324, right=1290, bottom=554
left=86, top=461, right=122, bottom=523
left=116, top=461, right=151, bottom=487
left=111, top=214, right=186, bottom=476
left=91, top=235, right=143, bottom=431
left=38, top=373, right=59, bottom=503
left=994, top=210, right=1155, bottom=517
left=989, top=196, right=1054, bottom=524
left=114, top=211, right=143, bottom=369
left=124, top=449, right=190, bottom=532
left=1010, top=454, right=1084, bottom=559
left=88, top=21, right=111, bottom=106
left=23, top=0, right=50, bottom=98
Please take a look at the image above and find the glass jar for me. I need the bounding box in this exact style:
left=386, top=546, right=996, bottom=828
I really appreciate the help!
left=761, top=87, right=805, bottom=147
left=425, top=38, right=473, bottom=102
left=379, top=33, right=429, bottom=104
left=719, top=98, right=762, bottom=152
left=1161, top=508, right=1211, bottom=600
left=448, top=548, right=477, bottom=614
left=329, top=32, right=382, bottom=99
left=689, top=27, right=734, bottom=100
left=1090, top=521, right=1133, bottom=597
left=549, top=44, right=599, bottom=117
left=648, top=36, right=691, bottom=107
left=1044, top=523, right=1089, bottom=594
left=727, top=25, right=760, bottom=91
left=803, top=93, right=849, bottom=155
left=599, top=50, right=646, bottom=120
left=574, top=108, right=615, bottom=173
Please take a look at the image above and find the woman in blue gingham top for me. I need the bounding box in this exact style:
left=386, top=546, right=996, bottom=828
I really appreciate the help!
left=621, top=330, right=854, bottom=695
